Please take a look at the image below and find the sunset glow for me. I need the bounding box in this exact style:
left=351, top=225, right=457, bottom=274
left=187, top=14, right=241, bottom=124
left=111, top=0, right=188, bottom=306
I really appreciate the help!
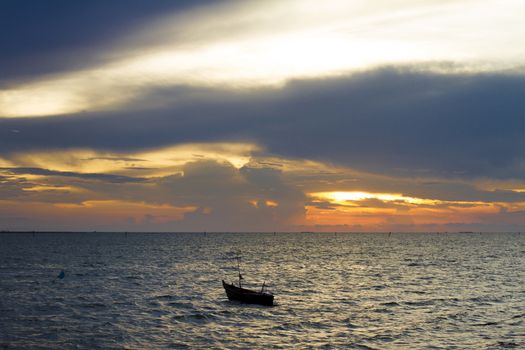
left=311, top=191, right=441, bottom=206
left=3, top=3, right=525, bottom=350
left=2, top=0, right=525, bottom=232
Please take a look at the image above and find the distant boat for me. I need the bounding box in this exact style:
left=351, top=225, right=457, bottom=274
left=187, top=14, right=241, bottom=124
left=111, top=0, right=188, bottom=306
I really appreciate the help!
left=222, top=256, right=274, bottom=306
left=222, top=280, right=274, bottom=306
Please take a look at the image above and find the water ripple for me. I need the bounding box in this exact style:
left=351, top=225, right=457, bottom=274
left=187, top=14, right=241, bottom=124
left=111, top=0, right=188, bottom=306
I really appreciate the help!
left=0, top=232, right=523, bottom=349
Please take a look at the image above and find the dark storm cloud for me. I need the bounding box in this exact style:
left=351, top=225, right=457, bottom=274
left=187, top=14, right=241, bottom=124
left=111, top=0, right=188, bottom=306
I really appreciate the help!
left=153, top=161, right=306, bottom=231
left=1, top=167, right=144, bottom=183
left=1, top=67, right=525, bottom=179
left=0, top=0, right=212, bottom=81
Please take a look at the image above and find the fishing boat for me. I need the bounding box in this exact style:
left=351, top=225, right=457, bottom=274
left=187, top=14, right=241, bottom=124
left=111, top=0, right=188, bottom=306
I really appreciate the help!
left=222, top=257, right=274, bottom=306
left=222, top=280, right=274, bottom=306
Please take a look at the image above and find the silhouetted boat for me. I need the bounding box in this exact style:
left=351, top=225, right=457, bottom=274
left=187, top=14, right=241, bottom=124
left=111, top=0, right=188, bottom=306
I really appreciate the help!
left=222, top=256, right=274, bottom=306
left=222, top=280, right=274, bottom=306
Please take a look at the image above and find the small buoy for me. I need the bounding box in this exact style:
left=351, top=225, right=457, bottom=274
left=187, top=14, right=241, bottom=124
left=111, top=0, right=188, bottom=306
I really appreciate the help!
left=58, top=270, right=65, bottom=279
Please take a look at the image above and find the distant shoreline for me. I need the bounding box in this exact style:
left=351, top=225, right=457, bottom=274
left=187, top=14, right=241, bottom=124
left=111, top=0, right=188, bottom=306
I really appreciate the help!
left=0, top=230, right=520, bottom=234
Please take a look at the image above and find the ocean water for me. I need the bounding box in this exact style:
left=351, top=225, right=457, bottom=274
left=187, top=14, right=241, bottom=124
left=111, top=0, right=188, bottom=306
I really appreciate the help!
left=0, top=232, right=523, bottom=349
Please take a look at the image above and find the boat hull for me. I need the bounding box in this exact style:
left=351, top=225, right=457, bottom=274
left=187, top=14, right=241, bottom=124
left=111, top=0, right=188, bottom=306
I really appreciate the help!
left=222, top=280, right=274, bottom=306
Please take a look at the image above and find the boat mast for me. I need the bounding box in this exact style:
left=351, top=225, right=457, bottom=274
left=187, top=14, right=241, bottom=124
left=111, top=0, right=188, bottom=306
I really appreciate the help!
left=237, top=255, right=243, bottom=288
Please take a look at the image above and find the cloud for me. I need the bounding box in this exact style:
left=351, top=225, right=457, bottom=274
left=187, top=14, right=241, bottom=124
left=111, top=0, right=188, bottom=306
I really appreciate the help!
left=3, top=1, right=525, bottom=231
left=150, top=161, right=306, bottom=231
left=2, top=67, right=525, bottom=180
left=1, top=167, right=145, bottom=183
left=0, top=0, right=211, bottom=81
left=2, top=0, right=525, bottom=117
left=1, top=143, right=525, bottom=231
left=0, top=161, right=304, bottom=231
left=0, top=159, right=306, bottom=231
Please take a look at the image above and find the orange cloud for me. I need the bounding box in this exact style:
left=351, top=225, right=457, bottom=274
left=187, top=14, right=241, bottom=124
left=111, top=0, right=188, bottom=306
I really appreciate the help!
left=0, top=199, right=195, bottom=231
left=3, top=147, right=525, bottom=232
left=304, top=190, right=525, bottom=230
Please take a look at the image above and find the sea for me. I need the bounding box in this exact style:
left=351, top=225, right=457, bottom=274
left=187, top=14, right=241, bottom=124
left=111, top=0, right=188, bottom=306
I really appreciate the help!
left=0, top=232, right=523, bottom=349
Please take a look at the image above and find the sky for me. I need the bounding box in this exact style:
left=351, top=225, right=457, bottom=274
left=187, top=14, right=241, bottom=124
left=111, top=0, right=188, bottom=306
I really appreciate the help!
left=1, top=0, right=525, bottom=232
